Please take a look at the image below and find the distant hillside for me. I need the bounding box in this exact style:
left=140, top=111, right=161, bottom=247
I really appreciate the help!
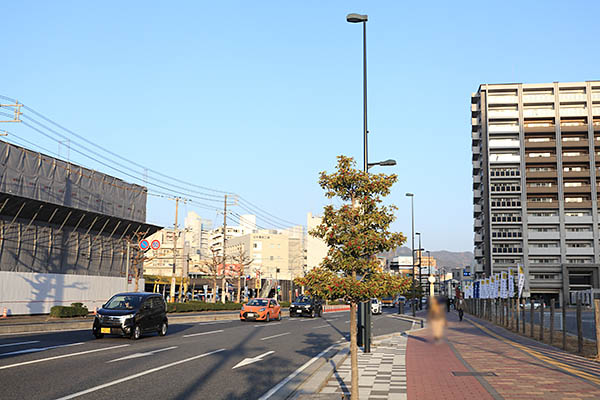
left=379, top=246, right=474, bottom=269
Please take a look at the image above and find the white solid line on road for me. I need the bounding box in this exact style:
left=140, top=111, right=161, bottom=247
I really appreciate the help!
left=107, top=346, right=178, bottom=363
left=260, top=332, right=291, bottom=341
left=254, top=322, right=281, bottom=327
left=258, top=344, right=337, bottom=400
left=54, top=348, right=226, bottom=400
left=232, top=350, right=275, bottom=370
left=0, top=344, right=130, bottom=371
left=323, top=318, right=338, bottom=321
left=0, top=342, right=84, bottom=357
left=195, top=321, right=233, bottom=326
left=0, top=340, right=40, bottom=348
left=183, top=329, right=224, bottom=338
left=313, top=325, right=331, bottom=329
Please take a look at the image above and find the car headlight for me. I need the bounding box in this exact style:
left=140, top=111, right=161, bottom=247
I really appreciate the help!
left=259, top=308, right=266, bottom=312
left=120, top=314, right=135, bottom=321
left=304, top=305, right=310, bottom=309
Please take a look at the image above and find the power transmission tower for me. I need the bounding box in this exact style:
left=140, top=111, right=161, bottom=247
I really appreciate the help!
left=0, top=101, right=22, bottom=123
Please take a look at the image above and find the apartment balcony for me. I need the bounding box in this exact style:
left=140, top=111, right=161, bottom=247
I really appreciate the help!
left=559, top=93, right=587, bottom=102
left=472, top=117, right=480, bottom=126
left=564, top=185, right=591, bottom=194
left=562, top=155, right=590, bottom=163
left=472, top=131, right=480, bottom=141
left=593, top=93, right=600, bottom=101
left=524, top=109, right=555, bottom=118
left=522, top=94, right=555, bottom=103
left=474, top=233, right=483, bottom=242
left=524, top=125, right=555, bottom=133
left=489, top=124, right=519, bottom=134
left=488, top=95, right=518, bottom=104
left=474, top=219, right=483, bottom=228
left=474, top=248, right=484, bottom=257
left=528, top=216, right=559, bottom=224
left=473, top=175, right=481, bottom=185
left=565, top=215, right=593, bottom=224
left=472, top=146, right=481, bottom=155
left=526, top=155, right=556, bottom=163
left=564, top=200, right=593, bottom=209
left=560, top=107, right=588, bottom=117
left=489, top=110, right=519, bottom=119
left=526, top=186, right=558, bottom=194
left=527, top=201, right=559, bottom=209
left=473, top=160, right=481, bottom=171
left=525, top=140, right=556, bottom=149
left=471, top=103, right=480, bottom=113
left=491, top=154, right=521, bottom=163
left=562, top=139, right=589, bottom=148
left=474, top=189, right=482, bottom=198
left=474, top=204, right=482, bottom=214
left=565, top=231, right=594, bottom=240
left=563, top=170, right=590, bottom=178
left=566, top=247, right=595, bottom=256
left=561, top=125, right=589, bottom=132
left=528, top=231, right=560, bottom=240
left=528, top=247, right=561, bottom=256
left=593, top=106, right=600, bottom=116
left=526, top=170, right=557, bottom=179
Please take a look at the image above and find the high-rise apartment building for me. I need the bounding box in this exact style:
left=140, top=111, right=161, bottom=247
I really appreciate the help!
left=472, top=81, right=600, bottom=305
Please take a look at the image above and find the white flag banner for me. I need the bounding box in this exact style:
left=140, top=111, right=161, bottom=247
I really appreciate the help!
left=501, top=271, right=508, bottom=299
left=518, top=265, right=525, bottom=298
left=496, top=273, right=501, bottom=298
left=486, top=278, right=491, bottom=299
left=508, top=268, right=515, bottom=298
left=491, top=275, right=496, bottom=299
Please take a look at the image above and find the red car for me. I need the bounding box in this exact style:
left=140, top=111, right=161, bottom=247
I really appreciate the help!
left=240, top=298, right=281, bottom=322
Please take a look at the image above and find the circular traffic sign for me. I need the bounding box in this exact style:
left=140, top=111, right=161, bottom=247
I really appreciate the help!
left=139, top=239, right=150, bottom=250
left=151, top=239, right=161, bottom=250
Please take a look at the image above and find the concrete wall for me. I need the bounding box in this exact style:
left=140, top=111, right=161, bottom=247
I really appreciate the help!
left=0, top=271, right=143, bottom=315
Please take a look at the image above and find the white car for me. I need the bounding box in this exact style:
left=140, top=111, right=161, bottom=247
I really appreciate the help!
left=371, top=298, right=382, bottom=315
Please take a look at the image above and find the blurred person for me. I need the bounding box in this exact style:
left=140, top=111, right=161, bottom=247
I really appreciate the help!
left=428, top=297, right=446, bottom=342
left=456, top=297, right=465, bottom=321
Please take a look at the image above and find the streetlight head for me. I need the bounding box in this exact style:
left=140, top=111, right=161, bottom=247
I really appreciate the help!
left=405, top=193, right=414, bottom=197
left=346, top=13, right=368, bottom=23
left=415, top=232, right=421, bottom=236
left=379, top=159, right=396, bottom=166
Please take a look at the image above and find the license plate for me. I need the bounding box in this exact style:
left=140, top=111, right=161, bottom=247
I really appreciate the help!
left=296, top=310, right=302, bottom=313
left=247, top=313, right=254, bottom=317
left=101, top=327, right=111, bottom=334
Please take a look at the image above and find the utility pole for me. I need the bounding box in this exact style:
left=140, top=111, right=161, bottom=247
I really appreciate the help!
left=170, top=197, right=179, bottom=302
left=222, top=194, right=228, bottom=304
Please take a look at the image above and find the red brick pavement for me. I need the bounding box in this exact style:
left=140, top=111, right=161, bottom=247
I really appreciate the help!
left=407, top=310, right=600, bottom=400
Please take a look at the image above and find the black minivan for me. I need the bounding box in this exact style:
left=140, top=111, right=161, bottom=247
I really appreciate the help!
left=93, top=292, right=168, bottom=340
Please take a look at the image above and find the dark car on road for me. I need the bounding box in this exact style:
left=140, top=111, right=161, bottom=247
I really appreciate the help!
left=93, top=292, right=168, bottom=340
left=289, top=295, right=323, bottom=318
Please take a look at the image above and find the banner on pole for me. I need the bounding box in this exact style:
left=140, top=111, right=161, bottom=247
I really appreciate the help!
left=518, top=265, right=525, bottom=298
left=501, top=271, right=508, bottom=299
left=508, top=268, right=515, bottom=298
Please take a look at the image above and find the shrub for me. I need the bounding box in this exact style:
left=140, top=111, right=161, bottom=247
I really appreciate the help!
left=166, top=301, right=243, bottom=313
left=279, top=301, right=291, bottom=308
left=50, top=305, right=89, bottom=318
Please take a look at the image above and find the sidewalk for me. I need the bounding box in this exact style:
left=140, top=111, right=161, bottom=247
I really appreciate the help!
left=308, top=310, right=600, bottom=399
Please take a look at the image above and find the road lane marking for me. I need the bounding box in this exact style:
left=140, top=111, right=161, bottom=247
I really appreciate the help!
left=258, top=344, right=337, bottom=400
left=107, top=346, right=178, bottom=363
left=54, top=348, right=226, bottom=400
left=0, top=344, right=130, bottom=371
left=183, top=329, right=224, bottom=338
left=313, top=325, right=331, bottom=329
left=232, top=350, right=275, bottom=369
left=344, top=320, right=350, bottom=323
left=194, top=321, right=233, bottom=326
left=0, top=340, right=40, bottom=348
left=0, top=342, right=84, bottom=357
left=260, top=332, right=291, bottom=341
left=254, top=322, right=281, bottom=327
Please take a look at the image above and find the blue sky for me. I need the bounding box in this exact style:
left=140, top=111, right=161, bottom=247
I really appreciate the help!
left=2, top=1, right=599, bottom=252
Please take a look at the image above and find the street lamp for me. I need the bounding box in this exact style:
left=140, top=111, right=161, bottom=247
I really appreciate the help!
left=368, top=159, right=397, bottom=170
left=405, top=193, right=415, bottom=316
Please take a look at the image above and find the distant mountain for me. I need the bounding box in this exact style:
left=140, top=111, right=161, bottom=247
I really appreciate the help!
left=379, top=247, right=474, bottom=269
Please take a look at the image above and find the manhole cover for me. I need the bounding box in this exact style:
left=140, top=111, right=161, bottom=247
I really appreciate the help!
left=452, top=371, right=497, bottom=377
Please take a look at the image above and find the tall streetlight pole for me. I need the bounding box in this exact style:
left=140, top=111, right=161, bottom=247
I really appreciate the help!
left=406, top=193, right=415, bottom=316
left=416, top=232, right=422, bottom=309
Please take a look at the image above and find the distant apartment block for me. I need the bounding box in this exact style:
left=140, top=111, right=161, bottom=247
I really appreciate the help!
left=472, top=81, right=600, bottom=305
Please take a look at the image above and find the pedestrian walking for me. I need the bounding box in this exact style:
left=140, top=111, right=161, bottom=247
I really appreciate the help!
left=445, top=296, right=451, bottom=312
left=456, top=297, right=465, bottom=321
left=428, top=297, right=446, bottom=342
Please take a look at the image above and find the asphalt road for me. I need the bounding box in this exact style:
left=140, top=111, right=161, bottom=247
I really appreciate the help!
left=0, top=308, right=413, bottom=400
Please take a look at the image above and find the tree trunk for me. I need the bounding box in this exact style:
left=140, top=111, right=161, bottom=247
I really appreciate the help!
left=237, top=272, right=242, bottom=303
left=350, top=301, right=359, bottom=400
left=212, top=274, right=217, bottom=304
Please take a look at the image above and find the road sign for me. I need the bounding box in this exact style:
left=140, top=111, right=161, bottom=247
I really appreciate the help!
left=151, top=240, right=161, bottom=250
left=139, top=239, right=150, bottom=250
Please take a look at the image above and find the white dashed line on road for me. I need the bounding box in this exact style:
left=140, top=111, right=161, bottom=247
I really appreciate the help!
left=54, top=348, right=226, bottom=400
left=0, top=340, right=40, bottom=348
left=260, top=332, right=291, bottom=341
left=0, top=344, right=130, bottom=371
left=313, top=325, right=331, bottom=329
left=183, top=329, right=224, bottom=338
left=0, top=342, right=84, bottom=357
left=254, top=322, right=281, bottom=327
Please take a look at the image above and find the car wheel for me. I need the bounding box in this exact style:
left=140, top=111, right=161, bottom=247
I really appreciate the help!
left=131, top=324, right=141, bottom=340
left=310, top=309, right=315, bottom=318
left=93, top=327, right=104, bottom=339
left=318, top=308, right=322, bottom=317
left=266, top=313, right=270, bottom=323
left=158, top=321, right=168, bottom=336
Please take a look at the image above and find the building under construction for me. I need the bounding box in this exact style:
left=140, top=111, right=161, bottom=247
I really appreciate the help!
left=0, top=140, right=160, bottom=314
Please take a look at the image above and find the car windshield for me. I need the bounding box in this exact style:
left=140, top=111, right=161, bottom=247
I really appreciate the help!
left=104, top=295, right=143, bottom=310
left=247, top=299, right=268, bottom=307
left=371, top=299, right=379, bottom=304
left=294, top=296, right=311, bottom=303
left=383, top=297, right=393, bottom=301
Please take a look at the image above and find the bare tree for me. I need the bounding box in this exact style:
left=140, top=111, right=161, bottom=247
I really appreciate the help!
left=202, top=247, right=223, bottom=303
left=231, top=245, right=253, bottom=303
